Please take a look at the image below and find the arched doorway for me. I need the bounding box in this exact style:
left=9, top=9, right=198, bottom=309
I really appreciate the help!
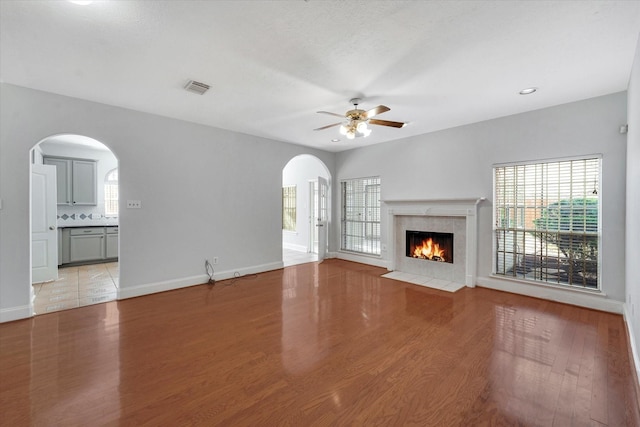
left=30, top=134, right=120, bottom=315
left=281, top=155, right=331, bottom=266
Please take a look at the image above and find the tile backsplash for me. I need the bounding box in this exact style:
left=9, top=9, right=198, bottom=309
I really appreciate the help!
left=57, top=204, right=117, bottom=224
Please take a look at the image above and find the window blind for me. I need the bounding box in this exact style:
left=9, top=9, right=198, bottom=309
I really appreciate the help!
left=341, top=177, right=381, bottom=255
left=494, top=157, right=600, bottom=289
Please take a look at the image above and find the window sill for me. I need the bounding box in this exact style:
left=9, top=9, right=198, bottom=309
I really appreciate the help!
left=338, top=250, right=382, bottom=259
left=489, top=274, right=605, bottom=297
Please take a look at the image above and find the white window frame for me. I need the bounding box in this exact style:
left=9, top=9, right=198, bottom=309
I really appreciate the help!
left=104, top=168, right=118, bottom=216
left=282, top=185, right=297, bottom=232
left=340, top=176, right=381, bottom=256
left=493, top=155, right=602, bottom=290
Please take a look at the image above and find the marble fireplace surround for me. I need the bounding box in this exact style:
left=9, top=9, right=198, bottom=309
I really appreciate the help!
left=384, top=198, right=485, bottom=288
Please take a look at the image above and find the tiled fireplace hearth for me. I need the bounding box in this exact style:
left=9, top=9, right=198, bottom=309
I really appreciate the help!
left=383, top=198, right=485, bottom=289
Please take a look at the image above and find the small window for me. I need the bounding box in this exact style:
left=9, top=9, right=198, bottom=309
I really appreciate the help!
left=105, top=168, right=118, bottom=216
left=282, top=185, right=296, bottom=231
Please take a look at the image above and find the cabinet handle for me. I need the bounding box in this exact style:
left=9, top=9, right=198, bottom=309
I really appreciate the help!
left=49, top=226, right=55, bottom=230
left=83, top=230, right=92, bottom=233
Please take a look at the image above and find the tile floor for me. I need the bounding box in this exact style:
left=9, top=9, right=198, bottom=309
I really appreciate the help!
left=283, top=248, right=318, bottom=267
left=33, top=262, right=119, bottom=315
left=381, top=271, right=465, bottom=292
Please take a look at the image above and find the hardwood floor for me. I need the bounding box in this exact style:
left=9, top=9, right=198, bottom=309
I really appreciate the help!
left=1, top=259, right=638, bottom=426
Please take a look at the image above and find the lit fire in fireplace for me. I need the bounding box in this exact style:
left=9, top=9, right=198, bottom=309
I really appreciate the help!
left=412, top=238, right=447, bottom=262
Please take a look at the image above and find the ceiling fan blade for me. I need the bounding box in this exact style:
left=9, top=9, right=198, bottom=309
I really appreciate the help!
left=314, top=122, right=342, bottom=131
left=366, top=105, right=390, bottom=118
left=317, top=111, right=345, bottom=118
left=369, top=118, right=406, bottom=128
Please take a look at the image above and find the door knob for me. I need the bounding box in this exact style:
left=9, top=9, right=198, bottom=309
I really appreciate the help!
left=49, top=226, right=56, bottom=230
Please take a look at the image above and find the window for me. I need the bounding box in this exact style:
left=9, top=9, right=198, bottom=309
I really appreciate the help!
left=105, top=168, right=118, bottom=216
left=494, top=157, right=600, bottom=289
left=282, top=185, right=296, bottom=231
left=341, top=177, right=381, bottom=255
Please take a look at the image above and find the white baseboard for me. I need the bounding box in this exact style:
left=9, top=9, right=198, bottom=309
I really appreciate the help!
left=335, top=252, right=388, bottom=268
left=283, top=242, right=307, bottom=252
left=0, top=304, right=32, bottom=323
left=623, top=303, right=640, bottom=392
left=118, top=261, right=284, bottom=300
left=476, top=276, right=624, bottom=314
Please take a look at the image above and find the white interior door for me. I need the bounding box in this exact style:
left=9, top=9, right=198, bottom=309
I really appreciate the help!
left=316, top=176, right=328, bottom=261
left=32, top=164, right=58, bottom=283
left=309, top=180, right=318, bottom=254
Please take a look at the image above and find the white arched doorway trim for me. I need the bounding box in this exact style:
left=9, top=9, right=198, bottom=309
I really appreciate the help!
left=281, top=154, right=332, bottom=265
left=29, top=133, right=120, bottom=315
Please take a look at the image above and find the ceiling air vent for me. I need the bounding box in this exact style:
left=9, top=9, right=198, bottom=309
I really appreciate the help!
left=184, top=80, right=210, bottom=95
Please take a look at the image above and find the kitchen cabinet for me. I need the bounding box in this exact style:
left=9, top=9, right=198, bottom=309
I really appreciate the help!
left=60, top=226, right=118, bottom=264
left=58, top=228, right=63, bottom=266
left=44, top=157, right=97, bottom=206
left=70, top=228, right=105, bottom=262
left=44, top=157, right=71, bottom=205
left=105, top=227, right=119, bottom=259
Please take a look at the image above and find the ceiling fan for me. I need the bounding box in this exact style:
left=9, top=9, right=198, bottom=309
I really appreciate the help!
left=314, top=98, right=407, bottom=140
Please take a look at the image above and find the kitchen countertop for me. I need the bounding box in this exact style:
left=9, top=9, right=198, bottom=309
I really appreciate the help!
left=57, top=220, right=119, bottom=228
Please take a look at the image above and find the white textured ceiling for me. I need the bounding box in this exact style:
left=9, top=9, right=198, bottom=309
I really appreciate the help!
left=2, top=1, right=640, bottom=152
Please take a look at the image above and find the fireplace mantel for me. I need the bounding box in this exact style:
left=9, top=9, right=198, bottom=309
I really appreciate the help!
left=383, top=198, right=485, bottom=287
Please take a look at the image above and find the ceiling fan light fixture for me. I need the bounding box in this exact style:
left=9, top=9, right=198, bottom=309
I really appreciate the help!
left=314, top=99, right=406, bottom=140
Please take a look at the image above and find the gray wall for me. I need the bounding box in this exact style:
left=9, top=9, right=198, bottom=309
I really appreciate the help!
left=335, top=92, right=628, bottom=302
left=0, top=83, right=336, bottom=318
left=626, top=37, right=640, bottom=373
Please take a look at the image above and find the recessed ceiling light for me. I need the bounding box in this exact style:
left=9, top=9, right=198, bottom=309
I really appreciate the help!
left=68, top=1, right=94, bottom=5
left=519, top=87, right=538, bottom=95
left=331, top=139, right=340, bottom=142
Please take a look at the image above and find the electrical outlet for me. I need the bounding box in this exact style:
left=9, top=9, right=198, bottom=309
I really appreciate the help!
left=126, top=200, right=142, bottom=209
left=213, top=257, right=218, bottom=265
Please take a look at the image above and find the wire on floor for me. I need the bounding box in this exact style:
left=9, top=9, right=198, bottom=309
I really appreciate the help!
left=205, top=259, right=215, bottom=285
left=227, top=271, right=258, bottom=286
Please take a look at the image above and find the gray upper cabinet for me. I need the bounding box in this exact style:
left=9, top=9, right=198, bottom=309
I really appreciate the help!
left=44, top=157, right=72, bottom=205
left=44, top=157, right=97, bottom=206
left=72, top=160, right=97, bottom=205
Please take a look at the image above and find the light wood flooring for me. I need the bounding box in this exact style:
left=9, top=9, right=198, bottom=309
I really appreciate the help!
left=2, top=259, right=638, bottom=426
left=33, top=262, right=119, bottom=314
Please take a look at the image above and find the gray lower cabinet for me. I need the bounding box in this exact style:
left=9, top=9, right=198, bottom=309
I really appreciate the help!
left=105, top=227, right=119, bottom=259
left=58, top=228, right=63, bottom=266
left=70, top=228, right=105, bottom=262
left=61, top=226, right=118, bottom=264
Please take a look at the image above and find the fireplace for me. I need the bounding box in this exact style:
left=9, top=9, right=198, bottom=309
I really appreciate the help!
left=384, top=198, right=485, bottom=287
left=406, top=230, right=454, bottom=263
